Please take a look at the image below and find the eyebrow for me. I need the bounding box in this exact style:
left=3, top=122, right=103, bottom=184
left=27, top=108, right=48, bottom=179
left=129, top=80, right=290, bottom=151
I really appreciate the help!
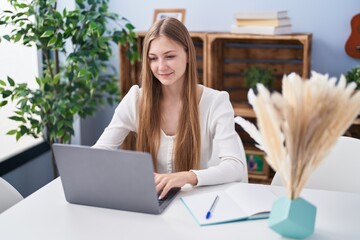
left=148, top=50, right=176, bottom=56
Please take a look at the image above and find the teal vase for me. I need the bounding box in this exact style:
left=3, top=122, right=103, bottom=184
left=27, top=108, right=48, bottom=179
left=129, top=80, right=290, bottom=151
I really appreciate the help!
left=268, top=196, right=317, bottom=239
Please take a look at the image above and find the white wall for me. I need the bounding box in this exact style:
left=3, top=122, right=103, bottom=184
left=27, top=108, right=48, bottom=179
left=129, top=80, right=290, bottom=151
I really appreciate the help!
left=0, top=0, right=43, bottom=162
left=0, top=0, right=81, bottom=162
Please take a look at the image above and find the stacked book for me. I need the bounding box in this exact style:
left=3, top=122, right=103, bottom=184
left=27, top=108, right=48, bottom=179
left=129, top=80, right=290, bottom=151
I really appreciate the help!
left=230, top=10, right=292, bottom=35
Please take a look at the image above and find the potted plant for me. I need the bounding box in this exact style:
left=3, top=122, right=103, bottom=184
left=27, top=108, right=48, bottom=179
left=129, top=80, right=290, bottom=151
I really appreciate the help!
left=0, top=0, right=139, bottom=177
left=236, top=72, right=360, bottom=239
left=243, top=66, right=274, bottom=91
left=345, top=65, right=360, bottom=90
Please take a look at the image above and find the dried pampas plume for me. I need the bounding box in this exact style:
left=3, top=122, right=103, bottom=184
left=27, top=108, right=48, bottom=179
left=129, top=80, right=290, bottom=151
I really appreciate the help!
left=236, top=71, right=360, bottom=199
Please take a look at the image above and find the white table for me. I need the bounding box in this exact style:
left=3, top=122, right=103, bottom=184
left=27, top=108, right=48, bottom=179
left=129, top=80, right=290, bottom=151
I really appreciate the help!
left=0, top=178, right=359, bottom=240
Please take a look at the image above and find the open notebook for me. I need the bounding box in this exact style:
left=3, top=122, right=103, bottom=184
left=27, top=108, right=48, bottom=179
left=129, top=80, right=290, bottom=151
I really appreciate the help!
left=181, top=183, right=277, bottom=226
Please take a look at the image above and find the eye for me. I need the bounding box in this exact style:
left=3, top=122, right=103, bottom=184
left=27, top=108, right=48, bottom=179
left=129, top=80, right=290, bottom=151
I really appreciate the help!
left=166, top=55, right=175, bottom=59
left=148, top=56, right=157, bottom=61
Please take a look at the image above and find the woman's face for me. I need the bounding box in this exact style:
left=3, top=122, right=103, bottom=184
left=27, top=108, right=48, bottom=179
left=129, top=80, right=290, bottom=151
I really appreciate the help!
left=148, top=35, right=187, bottom=87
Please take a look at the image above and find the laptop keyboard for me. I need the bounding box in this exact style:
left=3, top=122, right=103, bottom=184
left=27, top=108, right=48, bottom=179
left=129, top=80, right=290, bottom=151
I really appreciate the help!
left=158, top=187, right=180, bottom=206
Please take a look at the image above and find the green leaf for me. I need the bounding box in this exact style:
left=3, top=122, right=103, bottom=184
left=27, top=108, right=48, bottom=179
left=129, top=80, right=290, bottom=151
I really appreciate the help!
left=89, top=22, right=97, bottom=31
left=56, top=129, right=65, bottom=138
left=70, top=105, right=80, bottom=114
left=15, top=3, right=28, bottom=9
left=18, top=98, right=27, bottom=108
left=7, top=76, right=15, bottom=86
left=35, top=77, right=41, bottom=86
left=62, top=134, right=70, bottom=144
left=7, top=129, right=17, bottom=135
left=2, top=90, right=12, bottom=98
left=125, top=23, right=135, bottom=31
left=16, top=132, right=21, bottom=141
left=14, top=33, right=22, bottom=43
left=56, top=120, right=64, bottom=130
left=18, top=90, right=28, bottom=97
left=43, top=102, right=51, bottom=111
left=77, top=69, right=88, bottom=78
left=53, top=74, right=60, bottom=84
left=0, top=100, right=8, bottom=107
left=40, top=30, right=54, bottom=38
left=20, top=125, right=28, bottom=135
left=9, top=116, right=26, bottom=123
left=0, top=80, right=6, bottom=86
left=47, top=35, right=57, bottom=47
left=3, top=35, right=10, bottom=41
left=30, top=118, right=39, bottom=125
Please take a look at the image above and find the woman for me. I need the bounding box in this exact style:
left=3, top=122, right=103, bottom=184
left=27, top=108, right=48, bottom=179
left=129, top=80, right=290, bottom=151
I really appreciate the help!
left=94, top=18, right=248, bottom=199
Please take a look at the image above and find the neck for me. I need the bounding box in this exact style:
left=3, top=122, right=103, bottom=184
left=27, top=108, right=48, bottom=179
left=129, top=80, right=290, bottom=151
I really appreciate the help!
left=161, top=83, right=183, bottom=102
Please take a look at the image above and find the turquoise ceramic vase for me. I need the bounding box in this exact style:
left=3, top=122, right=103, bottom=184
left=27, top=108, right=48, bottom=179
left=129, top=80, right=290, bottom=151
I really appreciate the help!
left=268, top=196, right=317, bottom=239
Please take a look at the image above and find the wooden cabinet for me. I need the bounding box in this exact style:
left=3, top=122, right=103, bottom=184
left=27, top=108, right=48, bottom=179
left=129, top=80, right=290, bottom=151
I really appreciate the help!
left=206, top=32, right=312, bottom=117
left=205, top=33, right=312, bottom=183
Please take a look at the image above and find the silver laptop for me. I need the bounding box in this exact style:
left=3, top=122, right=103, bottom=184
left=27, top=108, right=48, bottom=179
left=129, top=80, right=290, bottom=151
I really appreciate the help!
left=52, top=143, right=180, bottom=214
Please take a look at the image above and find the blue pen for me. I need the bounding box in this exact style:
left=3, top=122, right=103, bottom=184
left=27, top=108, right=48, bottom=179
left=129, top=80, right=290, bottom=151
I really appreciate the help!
left=206, top=195, right=219, bottom=219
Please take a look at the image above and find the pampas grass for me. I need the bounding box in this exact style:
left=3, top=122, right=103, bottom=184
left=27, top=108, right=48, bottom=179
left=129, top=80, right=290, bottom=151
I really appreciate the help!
left=236, top=71, right=360, bottom=199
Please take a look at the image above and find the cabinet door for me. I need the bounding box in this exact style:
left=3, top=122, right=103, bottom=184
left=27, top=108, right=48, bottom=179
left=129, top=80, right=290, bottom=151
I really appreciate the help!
left=207, top=33, right=312, bottom=104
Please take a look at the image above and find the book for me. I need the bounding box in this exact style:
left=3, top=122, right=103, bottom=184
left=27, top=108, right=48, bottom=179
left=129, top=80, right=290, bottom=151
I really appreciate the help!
left=234, top=10, right=288, bottom=19
left=181, top=183, right=277, bottom=226
left=235, top=18, right=291, bottom=27
left=230, top=24, right=292, bottom=35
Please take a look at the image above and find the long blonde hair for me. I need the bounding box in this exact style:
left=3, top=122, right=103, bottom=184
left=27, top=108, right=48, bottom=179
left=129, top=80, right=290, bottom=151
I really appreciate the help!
left=136, top=18, right=201, bottom=172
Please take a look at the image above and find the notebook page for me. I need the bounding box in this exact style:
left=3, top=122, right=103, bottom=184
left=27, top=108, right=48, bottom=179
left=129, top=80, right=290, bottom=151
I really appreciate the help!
left=224, top=183, right=277, bottom=217
left=181, top=190, right=249, bottom=225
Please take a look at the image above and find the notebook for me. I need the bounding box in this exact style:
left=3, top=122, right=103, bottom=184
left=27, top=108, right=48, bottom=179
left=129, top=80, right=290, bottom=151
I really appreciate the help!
left=181, top=183, right=277, bottom=226
left=52, top=143, right=180, bottom=214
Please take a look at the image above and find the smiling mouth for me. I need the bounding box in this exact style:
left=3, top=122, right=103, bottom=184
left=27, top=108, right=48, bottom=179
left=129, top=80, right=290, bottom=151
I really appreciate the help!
left=158, top=72, right=173, bottom=77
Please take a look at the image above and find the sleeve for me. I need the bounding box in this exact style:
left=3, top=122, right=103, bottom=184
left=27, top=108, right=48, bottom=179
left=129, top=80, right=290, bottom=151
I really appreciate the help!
left=191, top=91, right=248, bottom=186
left=93, top=85, right=139, bottom=150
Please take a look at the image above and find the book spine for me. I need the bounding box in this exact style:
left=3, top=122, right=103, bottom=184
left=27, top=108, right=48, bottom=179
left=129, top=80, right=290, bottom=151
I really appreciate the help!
left=230, top=25, right=292, bottom=35
left=235, top=18, right=291, bottom=27
left=234, top=11, right=288, bottom=20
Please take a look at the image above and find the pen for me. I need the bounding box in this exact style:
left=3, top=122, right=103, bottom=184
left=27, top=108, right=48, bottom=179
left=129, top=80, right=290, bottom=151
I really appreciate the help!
left=206, top=195, right=219, bottom=219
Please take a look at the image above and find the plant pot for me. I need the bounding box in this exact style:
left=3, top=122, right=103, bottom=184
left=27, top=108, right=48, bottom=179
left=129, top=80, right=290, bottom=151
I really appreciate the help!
left=268, top=196, right=316, bottom=239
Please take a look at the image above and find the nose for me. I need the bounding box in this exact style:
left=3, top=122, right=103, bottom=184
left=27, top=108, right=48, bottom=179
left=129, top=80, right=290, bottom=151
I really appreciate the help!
left=158, top=59, right=168, bottom=70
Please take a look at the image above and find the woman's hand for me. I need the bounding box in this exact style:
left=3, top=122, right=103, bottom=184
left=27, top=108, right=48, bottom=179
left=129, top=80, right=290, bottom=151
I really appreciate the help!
left=154, top=171, right=198, bottom=199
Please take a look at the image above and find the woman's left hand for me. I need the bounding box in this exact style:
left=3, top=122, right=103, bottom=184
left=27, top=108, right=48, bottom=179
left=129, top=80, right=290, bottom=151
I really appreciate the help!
left=154, top=171, right=198, bottom=199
